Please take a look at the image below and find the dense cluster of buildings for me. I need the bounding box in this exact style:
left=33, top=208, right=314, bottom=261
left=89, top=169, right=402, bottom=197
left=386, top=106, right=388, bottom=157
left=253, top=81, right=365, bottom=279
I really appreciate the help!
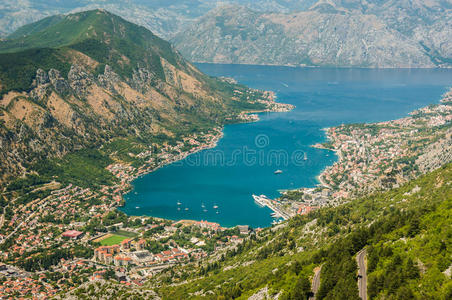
left=298, top=89, right=452, bottom=206
left=0, top=276, right=57, bottom=298
left=271, top=90, right=452, bottom=213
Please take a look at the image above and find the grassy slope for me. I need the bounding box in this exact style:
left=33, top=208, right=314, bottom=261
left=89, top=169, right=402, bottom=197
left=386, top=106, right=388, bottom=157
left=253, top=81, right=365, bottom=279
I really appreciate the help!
left=156, top=163, right=452, bottom=299
left=7, top=15, right=65, bottom=39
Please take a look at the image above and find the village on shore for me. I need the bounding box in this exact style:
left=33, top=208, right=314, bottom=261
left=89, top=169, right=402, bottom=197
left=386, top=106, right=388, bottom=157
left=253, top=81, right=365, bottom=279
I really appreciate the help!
left=269, top=89, right=452, bottom=218
left=0, top=88, right=451, bottom=298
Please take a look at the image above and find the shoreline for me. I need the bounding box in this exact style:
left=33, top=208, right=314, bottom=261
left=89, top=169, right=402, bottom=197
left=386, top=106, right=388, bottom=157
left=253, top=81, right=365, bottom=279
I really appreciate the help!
left=118, top=87, right=452, bottom=225
left=114, top=96, right=295, bottom=224
left=291, top=88, right=452, bottom=205
left=197, top=62, right=452, bottom=70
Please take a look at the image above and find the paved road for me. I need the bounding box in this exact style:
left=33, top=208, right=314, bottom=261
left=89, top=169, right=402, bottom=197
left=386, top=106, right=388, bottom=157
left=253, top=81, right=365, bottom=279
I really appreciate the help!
left=356, top=249, right=368, bottom=300
left=309, top=265, right=322, bottom=300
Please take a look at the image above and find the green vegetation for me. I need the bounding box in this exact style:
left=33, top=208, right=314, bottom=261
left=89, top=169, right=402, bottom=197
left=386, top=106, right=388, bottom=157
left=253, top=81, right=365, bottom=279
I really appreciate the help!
left=0, top=48, right=70, bottom=97
left=282, top=190, right=304, bottom=201
left=30, top=148, right=116, bottom=189
left=0, top=9, right=183, bottom=86
left=16, top=244, right=93, bottom=272
left=114, top=230, right=138, bottom=238
left=155, top=163, right=451, bottom=299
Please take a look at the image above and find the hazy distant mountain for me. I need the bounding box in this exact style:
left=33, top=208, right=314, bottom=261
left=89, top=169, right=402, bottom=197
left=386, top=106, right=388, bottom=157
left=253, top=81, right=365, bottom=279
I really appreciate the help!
left=1, top=1, right=451, bottom=67
left=173, top=1, right=452, bottom=68
left=0, top=0, right=207, bottom=39
left=0, top=1, right=371, bottom=39
left=0, top=0, right=311, bottom=39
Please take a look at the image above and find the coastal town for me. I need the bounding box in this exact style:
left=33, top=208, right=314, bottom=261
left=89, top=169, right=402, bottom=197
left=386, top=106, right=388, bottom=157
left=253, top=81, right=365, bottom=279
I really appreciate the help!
left=0, top=175, right=252, bottom=298
left=269, top=89, right=452, bottom=216
left=0, top=87, right=450, bottom=297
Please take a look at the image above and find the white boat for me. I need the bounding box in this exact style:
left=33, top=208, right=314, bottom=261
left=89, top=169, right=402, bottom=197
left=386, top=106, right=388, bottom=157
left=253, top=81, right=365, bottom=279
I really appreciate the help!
left=177, top=201, right=182, bottom=205
left=213, top=205, right=218, bottom=209
left=135, top=206, right=140, bottom=209
left=274, top=170, right=283, bottom=174
left=272, top=219, right=283, bottom=225
left=252, top=194, right=269, bottom=207
left=185, top=208, right=189, bottom=211
left=271, top=212, right=280, bottom=218
left=304, top=153, right=308, bottom=160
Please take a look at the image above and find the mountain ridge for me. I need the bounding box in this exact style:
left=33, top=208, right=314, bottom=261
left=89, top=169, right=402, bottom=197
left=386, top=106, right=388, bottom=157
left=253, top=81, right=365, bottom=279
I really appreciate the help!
left=1, top=1, right=451, bottom=68
left=0, top=9, right=272, bottom=186
left=172, top=4, right=451, bottom=68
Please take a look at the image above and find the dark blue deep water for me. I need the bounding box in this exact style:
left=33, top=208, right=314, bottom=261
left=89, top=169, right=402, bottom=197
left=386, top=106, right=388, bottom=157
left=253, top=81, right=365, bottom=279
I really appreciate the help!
left=121, top=65, right=451, bottom=227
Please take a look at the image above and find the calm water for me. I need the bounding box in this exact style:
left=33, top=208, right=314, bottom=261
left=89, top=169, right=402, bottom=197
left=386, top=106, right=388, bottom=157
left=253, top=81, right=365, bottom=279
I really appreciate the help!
left=121, top=65, right=451, bottom=227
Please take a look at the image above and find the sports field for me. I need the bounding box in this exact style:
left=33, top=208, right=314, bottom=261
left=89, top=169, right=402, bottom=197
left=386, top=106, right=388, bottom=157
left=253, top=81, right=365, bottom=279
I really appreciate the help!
left=98, top=234, right=129, bottom=246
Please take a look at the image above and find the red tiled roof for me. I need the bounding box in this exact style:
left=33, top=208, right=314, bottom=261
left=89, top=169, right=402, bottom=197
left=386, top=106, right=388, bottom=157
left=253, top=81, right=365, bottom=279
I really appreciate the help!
left=62, top=230, right=83, bottom=238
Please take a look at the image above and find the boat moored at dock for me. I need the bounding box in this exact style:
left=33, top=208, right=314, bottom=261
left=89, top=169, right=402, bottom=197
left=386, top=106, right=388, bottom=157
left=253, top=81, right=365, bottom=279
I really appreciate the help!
left=252, top=194, right=268, bottom=207
left=252, top=194, right=291, bottom=220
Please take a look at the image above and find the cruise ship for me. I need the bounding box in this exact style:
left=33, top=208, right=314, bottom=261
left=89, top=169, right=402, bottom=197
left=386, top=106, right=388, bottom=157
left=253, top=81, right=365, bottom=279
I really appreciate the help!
left=252, top=194, right=269, bottom=207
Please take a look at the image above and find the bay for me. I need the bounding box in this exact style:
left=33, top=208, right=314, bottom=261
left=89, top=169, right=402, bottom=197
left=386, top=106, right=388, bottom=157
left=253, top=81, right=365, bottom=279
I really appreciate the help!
left=120, top=65, right=452, bottom=228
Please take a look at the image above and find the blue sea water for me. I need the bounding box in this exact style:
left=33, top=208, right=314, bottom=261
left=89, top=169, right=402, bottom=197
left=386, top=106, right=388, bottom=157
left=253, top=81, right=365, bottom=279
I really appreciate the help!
left=121, top=65, right=451, bottom=228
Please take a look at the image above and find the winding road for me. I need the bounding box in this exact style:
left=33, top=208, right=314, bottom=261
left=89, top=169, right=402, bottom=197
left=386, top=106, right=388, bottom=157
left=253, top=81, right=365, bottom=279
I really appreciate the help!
left=356, top=249, right=367, bottom=300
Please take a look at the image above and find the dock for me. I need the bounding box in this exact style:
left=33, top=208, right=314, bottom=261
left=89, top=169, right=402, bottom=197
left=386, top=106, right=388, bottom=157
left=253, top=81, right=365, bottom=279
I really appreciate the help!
left=252, top=195, right=291, bottom=220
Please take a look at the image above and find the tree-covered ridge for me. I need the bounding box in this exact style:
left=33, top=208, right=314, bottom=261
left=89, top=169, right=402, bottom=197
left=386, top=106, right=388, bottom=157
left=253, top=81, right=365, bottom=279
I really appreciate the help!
left=0, top=9, right=188, bottom=96
left=143, top=163, right=452, bottom=299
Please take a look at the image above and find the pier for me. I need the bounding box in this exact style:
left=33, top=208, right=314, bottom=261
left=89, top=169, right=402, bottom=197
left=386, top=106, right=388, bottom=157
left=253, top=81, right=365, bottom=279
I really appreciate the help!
left=252, top=195, right=291, bottom=220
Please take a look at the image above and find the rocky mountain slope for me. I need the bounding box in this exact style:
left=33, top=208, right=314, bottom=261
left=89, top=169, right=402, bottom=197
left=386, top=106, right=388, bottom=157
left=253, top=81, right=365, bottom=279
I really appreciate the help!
left=173, top=2, right=452, bottom=67
left=1, top=1, right=451, bottom=67
left=0, top=9, right=269, bottom=185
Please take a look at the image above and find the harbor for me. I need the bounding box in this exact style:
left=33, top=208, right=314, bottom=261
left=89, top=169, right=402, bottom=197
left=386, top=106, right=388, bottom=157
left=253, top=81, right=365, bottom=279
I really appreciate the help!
left=252, top=194, right=291, bottom=220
